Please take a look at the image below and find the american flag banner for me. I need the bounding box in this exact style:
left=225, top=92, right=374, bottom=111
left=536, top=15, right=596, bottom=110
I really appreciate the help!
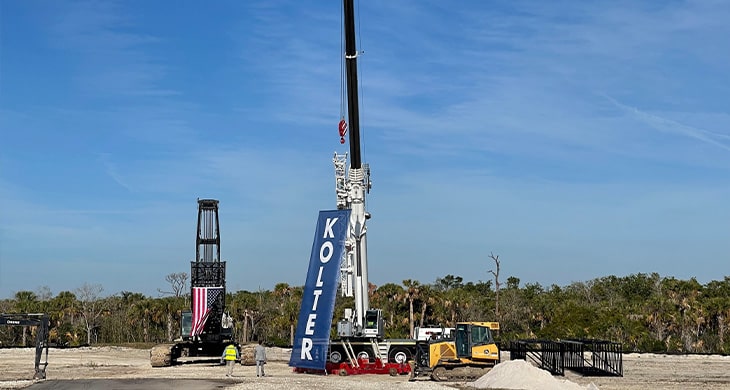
left=191, top=286, right=223, bottom=336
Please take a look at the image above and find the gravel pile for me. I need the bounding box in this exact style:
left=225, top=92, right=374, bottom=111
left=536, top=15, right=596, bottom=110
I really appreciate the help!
left=468, top=360, right=599, bottom=390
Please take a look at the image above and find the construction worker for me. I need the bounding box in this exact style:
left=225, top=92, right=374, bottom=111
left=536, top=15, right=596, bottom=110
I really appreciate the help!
left=221, top=343, right=239, bottom=377
left=254, top=339, right=267, bottom=377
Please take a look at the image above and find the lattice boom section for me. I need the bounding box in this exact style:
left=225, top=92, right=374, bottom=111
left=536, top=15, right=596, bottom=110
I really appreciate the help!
left=191, top=261, right=226, bottom=287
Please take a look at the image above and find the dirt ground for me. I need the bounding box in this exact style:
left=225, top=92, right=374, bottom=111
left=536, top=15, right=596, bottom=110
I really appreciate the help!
left=0, top=346, right=728, bottom=390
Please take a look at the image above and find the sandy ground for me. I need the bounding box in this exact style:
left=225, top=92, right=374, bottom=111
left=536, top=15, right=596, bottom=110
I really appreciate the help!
left=0, top=346, right=729, bottom=390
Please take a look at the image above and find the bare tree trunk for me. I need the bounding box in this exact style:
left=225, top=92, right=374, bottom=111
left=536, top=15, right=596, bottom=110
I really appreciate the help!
left=290, top=324, right=295, bottom=346
left=419, top=302, right=427, bottom=328
left=167, top=312, right=173, bottom=342
left=84, top=317, right=92, bottom=345
left=144, top=317, right=150, bottom=343
left=77, top=283, right=104, bottom=346
left=719, top=314, right=725, bottom=350
left=489, top=252, right=501, bottom=319
left=409, top=298, right=415, bottom=339
left=243, top=311, right=249, bottom=343
left=250, top=316, right=257, bottom=341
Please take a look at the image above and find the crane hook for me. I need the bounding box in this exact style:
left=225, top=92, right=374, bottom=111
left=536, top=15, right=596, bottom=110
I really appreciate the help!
left=338, top=118, right=348, bottom=144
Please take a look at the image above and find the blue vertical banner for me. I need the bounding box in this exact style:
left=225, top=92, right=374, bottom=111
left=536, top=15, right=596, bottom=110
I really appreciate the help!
left=289, top=209, right=350, bottom=370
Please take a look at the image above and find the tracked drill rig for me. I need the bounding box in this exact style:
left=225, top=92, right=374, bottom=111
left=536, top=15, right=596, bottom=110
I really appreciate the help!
left=150, top=199, right=237, bottom=367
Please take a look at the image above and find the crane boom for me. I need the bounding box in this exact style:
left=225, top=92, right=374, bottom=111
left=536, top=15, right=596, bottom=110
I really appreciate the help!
left=335, top=0, right=378, bottom=339
left=343, top=0, right=362, bottom=169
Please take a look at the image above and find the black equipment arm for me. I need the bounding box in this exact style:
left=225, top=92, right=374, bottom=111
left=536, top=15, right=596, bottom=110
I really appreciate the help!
left=0, top=313, right=50, bottom=379
left=343, top=0, right=362, bottom=169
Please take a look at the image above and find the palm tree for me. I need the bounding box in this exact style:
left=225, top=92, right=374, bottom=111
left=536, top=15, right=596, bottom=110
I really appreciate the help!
left=704, top=277, right=730, bottom=352
left=158, top=296, right=184, bottom=342
left=14, top=291, right=38, bottom=345
left=371, top=283, right=406, bottom=337
left=402, top=280, right=421, bottom=338
left=272, top=283, right=301, bottom=345
left=418, top=285, right=439, bottom=328
left=49, top=291, right=78, bottom=345
left=120, top=292, right=146, bottom=342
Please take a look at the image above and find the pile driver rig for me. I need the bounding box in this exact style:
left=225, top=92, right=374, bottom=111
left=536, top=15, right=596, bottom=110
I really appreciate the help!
left=150, top=199, right=240, bottom=367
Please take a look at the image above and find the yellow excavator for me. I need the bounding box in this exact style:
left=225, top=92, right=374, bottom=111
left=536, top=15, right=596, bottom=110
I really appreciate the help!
left=410, top=321, right=500, bottom=381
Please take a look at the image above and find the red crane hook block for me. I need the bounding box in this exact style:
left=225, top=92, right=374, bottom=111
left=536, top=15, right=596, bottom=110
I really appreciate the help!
left=338, top=119, right=348, bottom=137
left=338, top=118, right=348, bottom=144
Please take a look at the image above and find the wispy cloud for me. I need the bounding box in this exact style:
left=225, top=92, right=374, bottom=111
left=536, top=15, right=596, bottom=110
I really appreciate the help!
left=604, top=95, right=730, bottom=153
left=97, top=152, right=135, bottom=192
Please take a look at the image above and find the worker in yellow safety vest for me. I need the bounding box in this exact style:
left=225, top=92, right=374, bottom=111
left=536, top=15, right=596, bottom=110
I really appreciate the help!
left=221, top=343, right=240, bottom=377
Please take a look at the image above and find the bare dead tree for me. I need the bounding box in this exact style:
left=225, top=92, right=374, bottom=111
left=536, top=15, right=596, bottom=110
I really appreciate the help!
left=75, top=283, right=104, bottom=345
left=489, top=252, right=501, bottom=319
left=157, top=272, right=189, bottom=298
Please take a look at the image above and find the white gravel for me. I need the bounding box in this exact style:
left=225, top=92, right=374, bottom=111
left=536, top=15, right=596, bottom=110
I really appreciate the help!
left=3, top=346, right=730, bottom=390
left=468, top=360, right=599, bottom=390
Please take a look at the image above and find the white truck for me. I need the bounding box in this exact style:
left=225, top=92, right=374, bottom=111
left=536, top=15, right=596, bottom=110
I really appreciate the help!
left=414, top=326, right=455, bottom=341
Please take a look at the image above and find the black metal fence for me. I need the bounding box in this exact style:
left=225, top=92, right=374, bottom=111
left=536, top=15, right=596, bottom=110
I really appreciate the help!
left=562, top=339, right=623, bottom=377
left=509, top=339, right=565, bottom=375
left=507, top=338, right=623, bottom=377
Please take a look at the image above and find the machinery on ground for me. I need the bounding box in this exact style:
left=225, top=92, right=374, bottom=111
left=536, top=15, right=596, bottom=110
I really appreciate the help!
left=0, top=313, right=49, bottom=379
left=151, top=199, right=243, bottom=366
left=410, top=321, right=501, bottom=381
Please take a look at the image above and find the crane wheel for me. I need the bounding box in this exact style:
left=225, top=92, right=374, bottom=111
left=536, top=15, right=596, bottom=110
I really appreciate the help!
left=329, top=350, right=343, bottom=364
left=388, top=347, right=411, bottom=364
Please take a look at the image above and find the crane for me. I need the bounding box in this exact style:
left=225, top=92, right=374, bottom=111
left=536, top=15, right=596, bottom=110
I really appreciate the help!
left=326, top=0, right=416, bottom=375
left=290, top=0, right=416, bottom=376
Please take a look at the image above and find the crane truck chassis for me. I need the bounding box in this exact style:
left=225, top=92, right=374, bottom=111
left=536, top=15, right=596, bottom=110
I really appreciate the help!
left=151, top=199, right=252, bottom=367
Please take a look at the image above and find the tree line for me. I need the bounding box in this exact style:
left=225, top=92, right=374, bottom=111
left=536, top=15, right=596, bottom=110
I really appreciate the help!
left=1, top=272, right=729, bottom=354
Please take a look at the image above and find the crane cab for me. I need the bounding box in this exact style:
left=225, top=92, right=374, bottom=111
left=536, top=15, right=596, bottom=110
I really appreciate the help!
left=362, top=309, right=384, bottom=338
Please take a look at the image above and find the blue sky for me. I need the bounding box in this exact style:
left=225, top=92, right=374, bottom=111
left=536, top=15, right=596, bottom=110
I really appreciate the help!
left=1, top=0, right=728, bottom=299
